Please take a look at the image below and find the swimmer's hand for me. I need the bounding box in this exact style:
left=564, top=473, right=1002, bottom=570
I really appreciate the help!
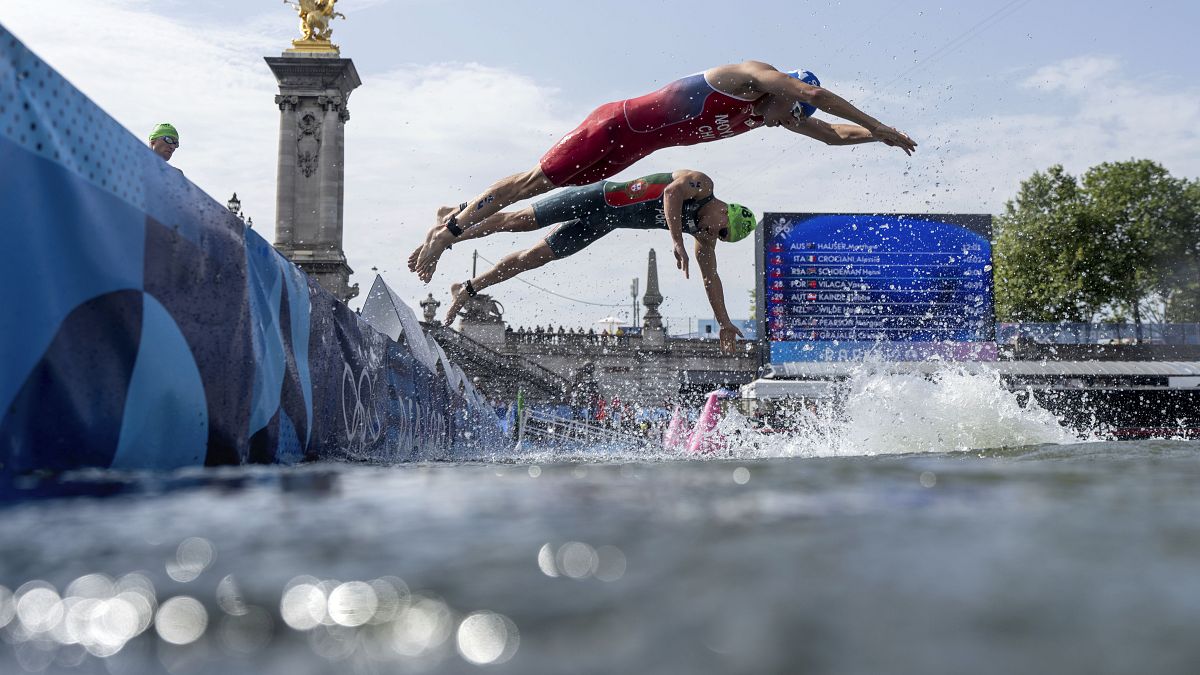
left=719, top=323, right=744, bottom=355
left=869, top=124, right=917, bottom=155
left=673, top=243, right=690, bottom=279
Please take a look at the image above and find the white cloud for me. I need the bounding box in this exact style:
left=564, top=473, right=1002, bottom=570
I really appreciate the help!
left=1022, top=55, right=1120, bottom=94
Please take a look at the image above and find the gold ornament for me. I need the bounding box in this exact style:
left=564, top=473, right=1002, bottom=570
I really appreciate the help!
left=283, top=0, right=345, bottom=54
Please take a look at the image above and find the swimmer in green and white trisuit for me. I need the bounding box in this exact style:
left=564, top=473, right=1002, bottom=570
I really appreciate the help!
left=441, top=169, right=756, bottom=354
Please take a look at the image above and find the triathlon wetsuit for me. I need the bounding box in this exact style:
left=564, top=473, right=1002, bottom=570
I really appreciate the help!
left=539, top=73, right=764, bottom=187
left=536, top=173, right=716, bottom=258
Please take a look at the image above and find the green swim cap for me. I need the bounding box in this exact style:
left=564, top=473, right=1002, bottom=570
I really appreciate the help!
left=725, top=203, right=757, bottom=242
left=149, top=123, right=179, bottom=143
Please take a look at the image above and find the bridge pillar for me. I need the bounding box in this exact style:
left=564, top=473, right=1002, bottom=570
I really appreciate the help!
left=265, top=51, right=361, bottom=303
left=643, top=249, right=666, bottom=347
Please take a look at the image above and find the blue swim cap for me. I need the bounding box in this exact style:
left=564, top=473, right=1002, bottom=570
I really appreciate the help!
left=785, top=70, right=821, bottom=119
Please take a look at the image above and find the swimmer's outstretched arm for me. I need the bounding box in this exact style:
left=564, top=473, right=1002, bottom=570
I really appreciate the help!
left=694, top=236, right=742, bottom=354
left=662, top=170, right=714, bottom=280
left=744, top=64, right=918, bottom=155
left=785, top=117, right=880, bottom=146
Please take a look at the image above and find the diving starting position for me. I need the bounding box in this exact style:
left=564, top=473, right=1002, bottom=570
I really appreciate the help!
left=410, top=60, right=918, bottom=282
left=441, top=170, right=754, bottom=354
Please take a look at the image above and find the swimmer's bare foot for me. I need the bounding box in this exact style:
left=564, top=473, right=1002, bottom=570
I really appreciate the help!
left=407, top=244, right=423, bottom=272
left=415, top=228, right=456, bottom=283
left=443, top=281, right=473, bottom=325
left=412, top=206, right=460, bottom=283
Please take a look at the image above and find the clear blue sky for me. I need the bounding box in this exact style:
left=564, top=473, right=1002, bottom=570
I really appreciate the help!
left=6, top=0, right=1199, bottom=329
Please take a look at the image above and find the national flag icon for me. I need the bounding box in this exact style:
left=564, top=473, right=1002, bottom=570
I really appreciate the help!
left=805, top=255, right=817, bottom=262
left=808, top=280, right=818, bottom=288
left=810, top=331, right=819, bottom=339
left=806, top=267, right=817, bottom=274
left=770, top=280, right=783, bottom=290
left=805, top=242, right=817, bottom=250
left=770, top=268, right=782, bottom=278
left=806, top=292, right=818, bottom=301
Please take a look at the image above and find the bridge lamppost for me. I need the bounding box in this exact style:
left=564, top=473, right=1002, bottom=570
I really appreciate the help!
left=420, top=293, right=441, bottom=324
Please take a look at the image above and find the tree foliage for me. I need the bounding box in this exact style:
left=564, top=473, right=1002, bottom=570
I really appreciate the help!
left=994, top=160, right=1200, bottom=323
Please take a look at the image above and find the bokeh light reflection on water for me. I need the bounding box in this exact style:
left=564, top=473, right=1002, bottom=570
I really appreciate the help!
left=7, top=439, right=1200, bottom=673
left=279, top=579, right=325, bottom=631
left=0, top=585, right=15, bottom=629
left=390, top=596, right=454, bottom=657
left=538, top=542, right=627, bottom=582
left=154, top=596, right=207, bottom=645
left=456, top=611, right=519, bottom=666
left=327, top=581, right=377, bottom=627
left=1, top=568, right=518, bottom=670
left=215, top=575, right=247, bottom=617
left=15, top=582, right=63, bottom=635
left=557, top=542, right=598, bottom=579
left=536, top=544, right=558, bottom=578
left=166, top=537, right=215, bottom=583
left=367, top=576, right=409, bottom=625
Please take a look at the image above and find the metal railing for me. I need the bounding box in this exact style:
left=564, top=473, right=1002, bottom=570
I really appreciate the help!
left=506, top=331, right=635, bottom=347
left=518, top=409, right=652, bottom=449
left=997, top=323, right=1200, bottom=345
left=429, top=325, right=571, bottom=401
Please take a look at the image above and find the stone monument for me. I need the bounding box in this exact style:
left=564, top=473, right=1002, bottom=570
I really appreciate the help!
left=642, top=249, right=666, bottom=346
left=458, top=293, right=508, bottom=348
left=419, top=293, right=441, bottom=323
left=267, top=0, right=360, bottom=302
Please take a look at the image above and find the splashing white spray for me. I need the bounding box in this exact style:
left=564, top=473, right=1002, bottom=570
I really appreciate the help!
left=716, top=363, right=1082, bottom=459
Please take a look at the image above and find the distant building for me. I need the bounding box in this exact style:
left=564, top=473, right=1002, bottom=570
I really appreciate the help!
left=436, top=250, right=759, bottom=407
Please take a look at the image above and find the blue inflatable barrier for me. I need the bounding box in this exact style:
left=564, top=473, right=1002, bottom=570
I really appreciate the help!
left=0, top=24, right=501, bottom=476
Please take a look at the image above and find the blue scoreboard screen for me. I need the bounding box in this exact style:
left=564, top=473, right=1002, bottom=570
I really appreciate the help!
left=758, top=213, right=996, bottom=363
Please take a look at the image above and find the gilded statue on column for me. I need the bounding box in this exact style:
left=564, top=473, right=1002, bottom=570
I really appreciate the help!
left=283, top=0, right=345, bottom=54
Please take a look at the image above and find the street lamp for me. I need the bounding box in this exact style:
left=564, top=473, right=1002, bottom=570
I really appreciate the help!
left=420, top=293, right=441, bottom=324
left=227, top=192, right=241, bottom=216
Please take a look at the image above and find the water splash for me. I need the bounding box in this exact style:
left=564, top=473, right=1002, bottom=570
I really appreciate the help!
left=463, top=362, right=1093, bottom=464
left=716, top=363, right=1083, bottom=459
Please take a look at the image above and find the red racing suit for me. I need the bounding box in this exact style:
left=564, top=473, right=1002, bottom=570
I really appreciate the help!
left=539, top=72, right=764, bottom=186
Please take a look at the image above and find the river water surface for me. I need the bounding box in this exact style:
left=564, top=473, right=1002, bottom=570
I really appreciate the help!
left=3, top=370, right=1199, bottom=674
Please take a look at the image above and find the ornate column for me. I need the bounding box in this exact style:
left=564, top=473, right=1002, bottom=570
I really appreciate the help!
left=264, top=15, right=360, bottom=303
left=273, top=94, right=299, bottom=246
left=643, top=249, right=666, bottom=346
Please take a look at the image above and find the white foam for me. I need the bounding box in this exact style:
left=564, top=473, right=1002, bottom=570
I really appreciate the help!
left=716, top=362, right=1083, bottom=459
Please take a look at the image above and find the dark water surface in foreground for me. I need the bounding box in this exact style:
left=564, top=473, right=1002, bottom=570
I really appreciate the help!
left=4, top=439, right=1200, bottom=674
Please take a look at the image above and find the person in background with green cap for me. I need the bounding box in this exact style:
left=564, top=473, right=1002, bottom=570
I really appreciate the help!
left=439, top=169, right=754, bottom=354
left=148, top=123, right=179, bottom=162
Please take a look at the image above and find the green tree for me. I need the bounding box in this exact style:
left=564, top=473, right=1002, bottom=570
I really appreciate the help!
left=1081, top=160, right=1196, bottom=325
left=994, top=160, right=1200, bottom=326
left=994, top=165, right=1095, bottom=321
left=1166, top=179, right=1200, bottom=321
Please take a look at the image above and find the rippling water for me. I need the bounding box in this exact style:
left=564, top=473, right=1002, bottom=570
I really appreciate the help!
left=3, top=369, right=1199, bottom=674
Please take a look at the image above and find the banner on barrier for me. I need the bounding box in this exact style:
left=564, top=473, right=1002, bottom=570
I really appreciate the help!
left=0, top=24, right=500, bottom=475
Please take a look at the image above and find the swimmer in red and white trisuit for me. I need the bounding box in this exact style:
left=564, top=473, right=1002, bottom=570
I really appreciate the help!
left=438, top=169, right=756, bottom=354
left=409, top=60, right=918, bottom=282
